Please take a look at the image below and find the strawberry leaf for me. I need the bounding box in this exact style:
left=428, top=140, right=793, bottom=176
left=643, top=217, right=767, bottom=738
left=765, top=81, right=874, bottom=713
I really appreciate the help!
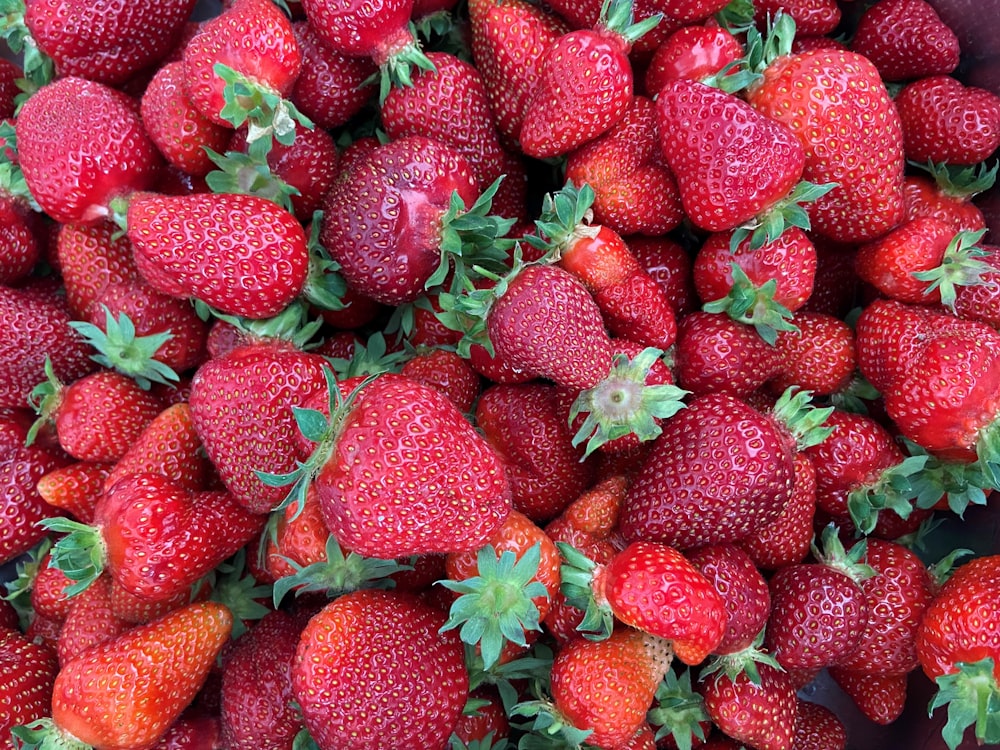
left=556, top=542, right=613, bottom=641
left=930, top=657, right=1000, bottom=750
left=912, top=229, right=993, bottom=310
left=36, top=517, right=107, bottom=597
left=701, top=263, right=798, bottom=346
left=68, top=307, right=179, bottom=390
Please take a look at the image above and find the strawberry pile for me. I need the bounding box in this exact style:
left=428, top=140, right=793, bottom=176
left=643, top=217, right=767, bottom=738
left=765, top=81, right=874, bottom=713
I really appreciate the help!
left=2, top=0, right=1000, bottom=748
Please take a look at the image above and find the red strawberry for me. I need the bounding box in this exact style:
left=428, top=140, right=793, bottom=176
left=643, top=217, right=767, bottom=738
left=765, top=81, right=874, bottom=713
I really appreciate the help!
left=37, top=460, right=113, bottom=524
left=0, top=628, right=58, bottom=741
left=15, top=76, right=162, bottom=224
left=452, top=687, right=511, bottom=747
left=902, top=161, right=994, bottom=233
left=894, top=75, right=1000, bottom=166
left=55, top=574, right=130, bottom=667
left=0, top=195, right=41, bottom=286
left=519, top=0, right=659, bottom=159
left=643, top=20, right=744, bottom=95
left=753, top=0, right=841, bottom=36
left=828, top=668, right=909, bottom=725
left=769, top=311, right=856, bottom=398
left=850, top=0, right=961, bottom=81
left=790, top=699, right=847, bottom=750
left=13, top=602, right=232, bottom=750
left=399, top=347, right=481, bottom=413
left=292, top=589, right=469, bottom=750
left=697, top=660, right=798, bottom=750
left=0, top=59, right=21, bottom=117
left=125, top=191, right=310, bottom=319
left=55, top=219, right=141, bottom=319
left=629, top=235, right=698, bottom=318
left=951, top=243, right=1000, bottom=328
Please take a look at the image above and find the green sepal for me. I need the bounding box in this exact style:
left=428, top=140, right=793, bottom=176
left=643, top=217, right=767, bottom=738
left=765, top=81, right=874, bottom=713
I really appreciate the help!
left=975, top=414, right=1000, bottom=492
left=0, top=0, right=54, bottom=93
left=302, top=211, right=348, bottom=312
left=524, top=181, right=597, bottom=259
left=327, top=331, right=409, bottom=379
left=930, top=657, right=1000, bottom=750
left=729, top=180, right=838, bottom=252
left=214, top=62, right=314, bottom=158
left=509, top=699, right=594, bottom=749
left=597, top=0, right=661, bottom=46
left=570, top=347, right=688, bottom=458
left=466, top=641, right=556, bottom=715
left=448, top=730, right=510, bottom=750
left=11, top=717, right=90, bottom=750
left=769, top=386, right=834, bottom=450
left=555, top=541, right=613, bottom=641
left=829, top=374, right=881, bottom=415
left=701, top=59, right=763, bottom=95
left=291, top=728, right=321, bottom=750
left=811, top=523, right=876, bottom=582
left=438, top=543, right=549, bottom=670
left=203, top=548, right=273, bottom=640
left=204, top=148, right=300, bottom=213
left=927, top=547, right=974, bottom=590
left=702, top=263, right=798, bottom=346
left=68, top=306, right=179, bottom=390
left=377, top=24, right=437, bottom=103
left=24, top=356, right=62, bottom=448
left=904, top=438, right=992, bottom=517
left=3, top=537, right=52, bottom=631
left=909, top=159, right=999, bottom=200
left=714, top=0, right=756, bottom=33
left=36, top=517, right=107, bottom=597
left=697, top=629, right=781, bottom=687
left=847, top=453, right=928, bottom=536
left=206, top=300, right=324, bottom=351
left=912, top=228, right=994, bottom=310
left=647, top=668, right=710, bottom=750
left=271, top=534, right=407, bottom=607
left=743, top=10, right=797, bottom=79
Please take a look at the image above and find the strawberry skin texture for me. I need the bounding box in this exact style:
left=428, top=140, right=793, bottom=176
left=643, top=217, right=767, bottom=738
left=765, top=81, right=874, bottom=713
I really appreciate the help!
left=321, top=136, right=479, bottom=305
left=315, top=374, right=511, bottom=558
left=0, top=628, right=58, bottom=739
left=298, top=0, right=413, bottom=58
left=127, top=192, right=310, bottom=319
left=698, top=663, right=798, bottom=750
left=748, top=49, right=905, bottom=243
left=16, top=77, right=163, bottom=225
left=25, top=0, right=197, bottom=84
left=292, top=589, right=469, bottom=750
left=51, top=601, right=232, bottom=750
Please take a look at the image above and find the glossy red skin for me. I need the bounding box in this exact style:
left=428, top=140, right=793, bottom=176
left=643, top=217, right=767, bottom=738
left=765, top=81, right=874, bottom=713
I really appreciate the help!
left=0, top=628, right=59, bottom=739
left=953, top=245, right=1000, bottom=327
left=902, top=174, right=987, bottom=232
left=38, top=461, right=113, bottom=525
left=57, top=575, right=130, bottom=667
left=299, top=0, right=413, bottom=58
left=127, top=192, right=310, bottom=319
left=16, top=77, right=163, bottom=224
left=321, top=136, right=479, bottom=306
left=292, top=590, right=468, bottom=750
left=96, top=474, right=264, bottom=602
left=520, top=28, right=635, bottom=159
left=644, top=21, right=743, bottom=95
left=620, top=392, right=796, bottom=551
left=565, top=96, right=684, bottom=237
left=689, top=543, right=771, bottom=655
left=851, top=0, right=960, bottom=81
left=698, top=663, right=798, bottom=750
left=181, top=0, right=301, bottom=126
left=854, top=216, right=956, bottom=304
left=0, top=445, right=71, bottom=565
left=0, top=59, right=20, bottom=119
left=399, top=348, right=481, bottom=413
left=828, top=668, right=908, bottom=725
left=0, top=197, right=41, bottom=285
left=917, top=555, right=1000, bottom=682
left=315, top=373, right=511, bottom=558
left=747, top=49, right=905, bottom=242
left=791, top=699, right=848, bottom=750
left=56, top=219, right=141, bottom=319
left=656, top=79, right=805, bottom=233
left=476, top=382, right=594, bottom=522
left=770, top=311, right=856, bottom=396
left=628, top=236, right=698, bottom=318
left=600, top=541, right=727, bottom=665
left=25, top=0, right=196, bottom=84
left=754, top=0, right=841, bottom=36
left=895, top=75, right=1000, bottom=165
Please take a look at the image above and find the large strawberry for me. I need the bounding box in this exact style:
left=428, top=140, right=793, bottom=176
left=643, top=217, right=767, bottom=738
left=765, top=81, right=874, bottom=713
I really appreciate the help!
left=125, top=191, right=310, bottom=319
left=12, top=602, right=232, bottom=750
left=292, top=589, right=468, bottom=750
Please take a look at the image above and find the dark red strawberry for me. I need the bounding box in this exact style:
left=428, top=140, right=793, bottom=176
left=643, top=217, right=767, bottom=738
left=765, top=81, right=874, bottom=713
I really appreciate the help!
left=697, top=660, right=798, bottom=750
left=643, top=19, right=744, bottom=96
left=0, top=443, right=70, bottom=565
left=55, top=219, right=141, bottom=320
left=828, top=668, right=909, bottom=726
left=0, top=627, right=58, bottom=740
left=850, top=0, right=961, bottom=81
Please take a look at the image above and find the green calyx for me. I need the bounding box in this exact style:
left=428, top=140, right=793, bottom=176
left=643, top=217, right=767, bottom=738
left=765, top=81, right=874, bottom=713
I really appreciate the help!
left=698, top=629, right=781, bottom=686
left=0, top=0, right=53, bottom=95
left=0, top=120, right=40, bottom=210
left=523, top=182, right=597, bottom=261
left=214, top=62, right=314, bottom=160
left=647, top=668, right=710, bottom=750
left=912, top=228, right=994, bottom=310
left=272, top=534, right=407, bottom=607
left=714, top=0, right=756, bottom=34
left=769, top=386, right=834, bottom=450
left=742, top=10, right=797, bottom=80
left=204, top=148, right=300, bottom=213
left=975, top=414, right=1000, bottom=492
left=930, top=657, right=1000, bottom=750
left=909, top=159, right=999, bottom=200
left=556, top=541, right=613, bottom=641
left=597, top=0, right=662, bottom=47
left=847, top=453, right=928, bottom=536
left=204, top=548, right=272, bottom=640
left=905, top=439, right=993, bottom=517
left=509, top=699, right=593, bottom=749
left=3, top=537, right=52, bottom=631
left=35, top=517, right=107, bottom=597
left=68, top=306, right=180, bottom=390
left=467, top=641, right=556, bottom=716
left=426, top=177, right=517, bottom=298
left=438, top=542, right=549, bottom=670
left=11, top=718, right=90, bottom=750
left=328, top=331, right=409, bottom=380
left=209, top=300, right=324, bottom=351
left=830, top=374, right=882, bottom=415
left=302, top=212, right=349, bottom=313
left=570, top=347, right=689, bottom=458
left=376, top=25, right=437, bottom=104
left=729, top=180, right=838, bottom=253
left=811, top=523, right=876, bottom=582
left=701, top=263, right=798, bottom=346
left=24, top=356, right=63, bottom=448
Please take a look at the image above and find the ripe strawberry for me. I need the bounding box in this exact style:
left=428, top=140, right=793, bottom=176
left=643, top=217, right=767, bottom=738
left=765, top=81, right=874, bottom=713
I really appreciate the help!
left=0, top=59, right=20, bottom=117
left=0, top=628, right=58, bottom=741
left=15, top=76, right=163, bottom=224
left=292, top=589, right=468, bottom=750
left=475, top=382, right=595, bottom=522
left=769, top=311, right=856, bottom=397
left=746, top=21, right=906, bottom=242
left=697, top=660, right=798, bottom=750
left=791, top=699, right=847, bottom=750
left=37, top=460, right=113, bottom=524
left=951, top=243, right=1000, bottom=328
left=452, top=687, right=511, bottom=747
left=564, top=95, right=684, bottom=237
left=828, top=668, right=909, bottom=725
left=519, top=0, right=660, bottom=159
left=850, top=0, right=960, bottom=81
left=629, top=236, right=698, bottom=318
left=643, top=20, right=744, bottom=96
left=43, top=472, right=265, bottom=602
left=902, top=161, right=994, bottom=233
left=398, top=347, right=481, bottom=413
left=894, top=75, right=1000, bottom=166
left=12, top=601, right=232, bottom=750
left=0, top=195, right=41, bottom=286
left=753, top=0, right=841, bottom=36
left=125, top=191, right=310, bottom=319
left=55, top=219, right=141, bottom=319
left=55, top=574, right=130, bottom=667
left=0, top=285, right=95, bottom=409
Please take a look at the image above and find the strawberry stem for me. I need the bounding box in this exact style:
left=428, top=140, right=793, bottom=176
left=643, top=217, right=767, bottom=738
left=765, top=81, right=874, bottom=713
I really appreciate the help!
left=203, top=148, right=300, bottom=213
left=702, top=263, right=798, bottom=346
left=647, top=668, right=711, bottom=749
left=730, top=180, right=838, bottom=252
left=811, top=524, right=876, bottom=582
left=25, top=356, right=63, bottom=448
left=68, top=307, right=179, bottom=390
left=597, top=0, right=661, bottom=48
left=35, top=517, right=107, bottom=597
left=769, top=386, right=834, bottom=449
left=372, top=23, right=437, bottom=104
left=0, top=120, right=41, bottom=210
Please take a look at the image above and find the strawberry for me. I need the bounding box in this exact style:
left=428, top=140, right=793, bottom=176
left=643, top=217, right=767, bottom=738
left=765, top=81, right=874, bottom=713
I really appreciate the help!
left=745, top=17, right=906, bottom=242
left=850, top=0, right=961, bottom=81
left=629, top=236, right=698, bottom=318
left=917, top=554, right=1000, bottom=749
left=125, top=191, right=310, bottom=319
left=55, top=219, right=141, bottom=320
left=518, top=0, right=660, bottom=159
left=753, top=0, right=841, bottom=36
left=0, top=627, right=58, bottom=741
left=894, top=75, right=1000, bottom=166
left=0, top=195, right=41, bottom=286
left=14, top=76, right=163, bottom=224
left=828, top=668, right=909, bottom=725
left=12, top=601, right=232, bottom=750
left=452, top=687, right=511, bottom=748
left=643, top=20, right=744, bottom=96
left=951, top=243, right=1000, bottom=328
left=320, top=135, right=512, bottom=306
left=43, top=472, right=265, bottom=602
left=55, top=574, right=130, bottom=667
left=564, top=95, right=684, bottom=237
left=620, top=387, right=831, bottom=551
left=769, top=311, right=856, bottom=398
left=0, top=284, right=95, bottom=409
left=697, top=659, right=798, bottom=750
left=37, top=460, right=113, bottom=524
left=398, top=347, right=481, bottom=413
left=790, top=699, right=847, bottom=750
left=292, top=589, right=469, bottom=750
left=902, top=161, right=995, bottom=233
left=0, top=58, right=20, bottom=117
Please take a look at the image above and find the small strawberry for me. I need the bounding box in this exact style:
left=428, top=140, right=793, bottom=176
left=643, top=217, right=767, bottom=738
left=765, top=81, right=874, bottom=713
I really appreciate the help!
left=628, top=235, right=698, bottom=318
left=902, top=160, right=995, bottom=233
left=55, top=574, right=130, bottom=667
left=790, top=699, right=847, bottom=750
left=828, top=667, right=909, bottom=725
left=643, top=19, right=744, bottom=95
left=37, top=461, right=113, bottom=524
left=0, top=627, right=58, bottom=741
left=769, top=311, right=857, bottom=398
left=55, top=219, right=140, bottom=320
left=753, top=0, right=841, bottom=36
left=850, top=0, right=961, bottom=81
left=0, top=195, right=41, bottom=286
